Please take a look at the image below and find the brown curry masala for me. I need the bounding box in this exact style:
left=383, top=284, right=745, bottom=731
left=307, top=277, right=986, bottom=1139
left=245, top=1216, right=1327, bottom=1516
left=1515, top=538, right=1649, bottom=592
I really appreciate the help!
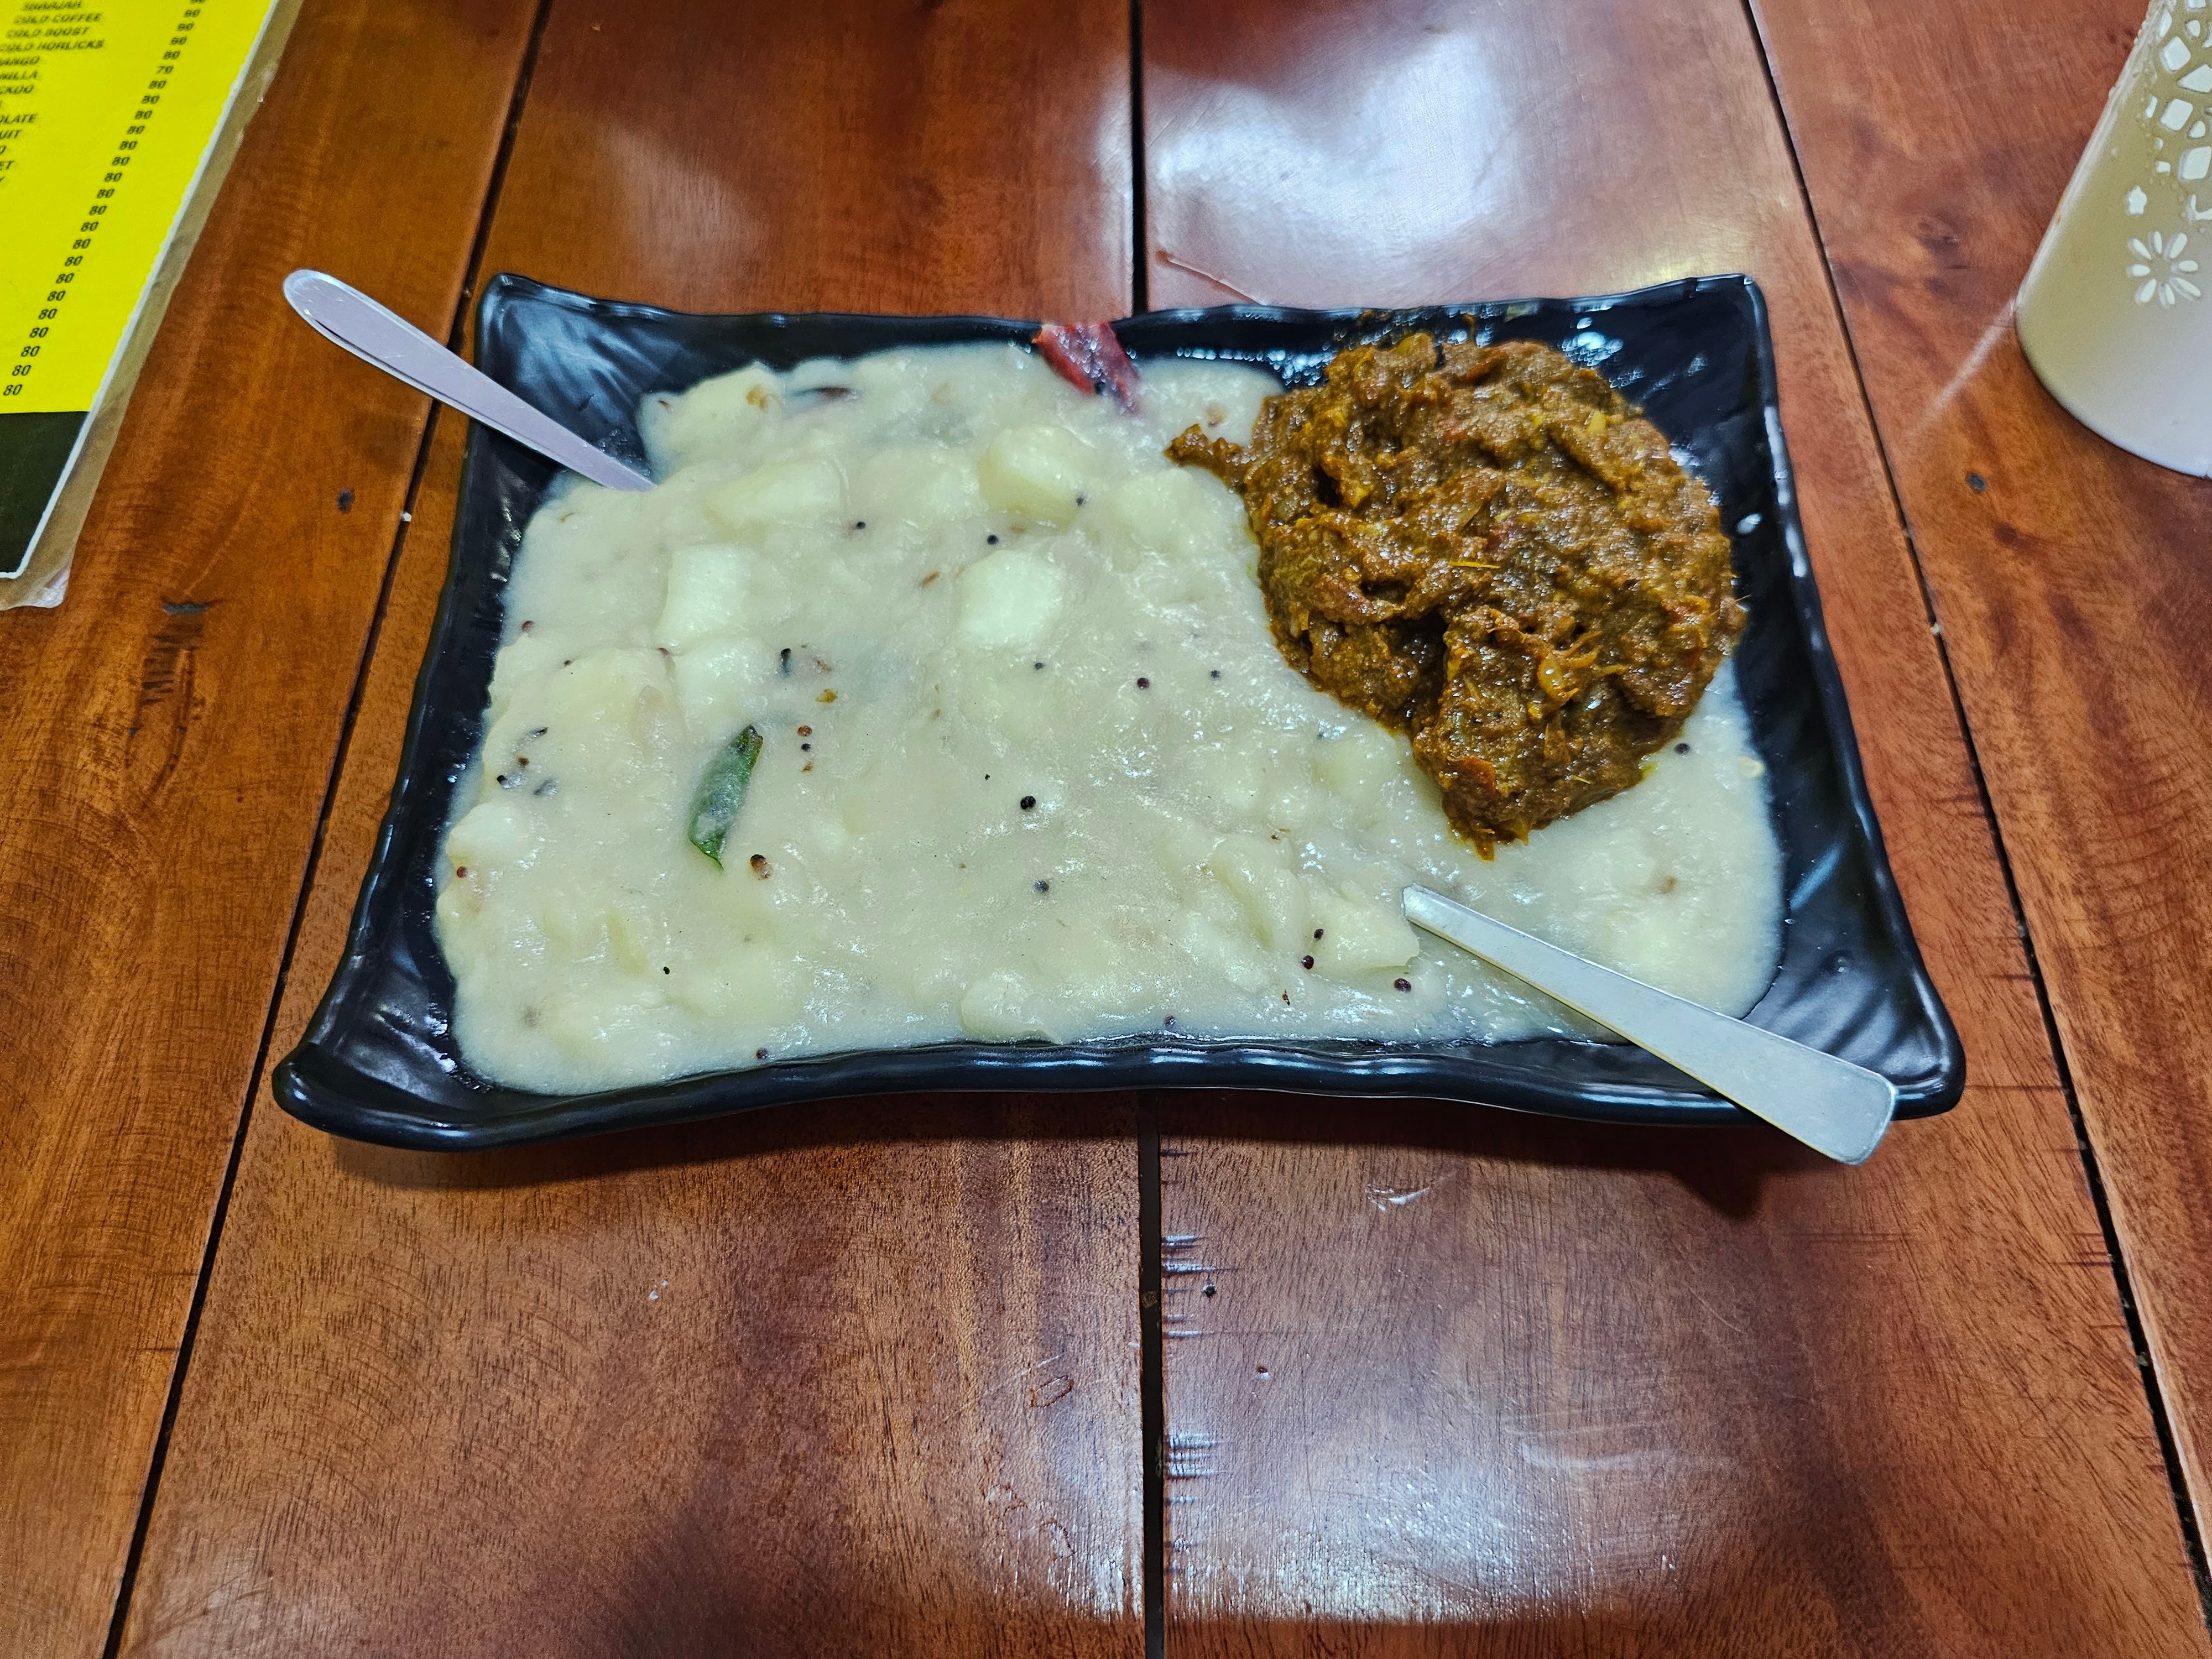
left=1168, top=335, right=1744, bottom=854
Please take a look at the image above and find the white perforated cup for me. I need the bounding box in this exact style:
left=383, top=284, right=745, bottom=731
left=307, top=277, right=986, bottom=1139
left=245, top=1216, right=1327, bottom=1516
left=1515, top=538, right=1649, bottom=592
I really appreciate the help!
left=2018, top=0, right=2212, bottom=475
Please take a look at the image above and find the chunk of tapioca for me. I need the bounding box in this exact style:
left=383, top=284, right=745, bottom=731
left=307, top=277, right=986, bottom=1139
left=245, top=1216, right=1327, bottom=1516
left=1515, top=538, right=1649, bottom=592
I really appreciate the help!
left=670, top=634, right=774, bottom=734
left=1152, top=816, right=1223, bottom=884
left=977, top=426, right=1100, bottom=527
left=1314, top=724, right=1426, bottom=834
left=957, top=548, right=1066, bottom=650
left=445, top=796, right=540, bottom=878
left=702, top=457, right=846, bottom=539
left=1310, top=885, right=1420, bottom=979
left=640, top=364, right=781, bottom=473
left=1177, top=910, right=1271, bottom=993
left=655, top=542, right=752, bottom=649
left=1206, top=832, right=1310, bottom=950
left=484, top=627, right=570, bottom=724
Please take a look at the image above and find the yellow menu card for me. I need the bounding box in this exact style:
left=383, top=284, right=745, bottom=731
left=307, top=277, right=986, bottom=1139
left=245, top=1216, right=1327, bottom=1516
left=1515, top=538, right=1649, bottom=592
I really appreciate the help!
left=0, top=0, right=295, bottom=605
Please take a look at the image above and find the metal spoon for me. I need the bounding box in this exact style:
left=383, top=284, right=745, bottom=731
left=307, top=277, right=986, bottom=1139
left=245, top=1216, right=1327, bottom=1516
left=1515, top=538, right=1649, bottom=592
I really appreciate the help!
left=1403, top=885, right=1895, bottom=1163
left=281, top=270, right=653, bottom=492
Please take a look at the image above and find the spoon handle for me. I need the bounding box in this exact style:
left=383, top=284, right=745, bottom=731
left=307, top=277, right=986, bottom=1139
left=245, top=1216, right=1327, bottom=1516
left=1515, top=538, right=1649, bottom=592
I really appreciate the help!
left=281, top=270, right=653, bottom=493
left=1403, top=885, right=1895, bottom=1164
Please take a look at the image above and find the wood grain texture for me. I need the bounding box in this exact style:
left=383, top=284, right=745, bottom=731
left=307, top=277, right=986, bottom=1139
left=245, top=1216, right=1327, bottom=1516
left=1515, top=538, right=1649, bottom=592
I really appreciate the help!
left=0, top=2, right=540, bottom=1653
left=1142, top=0, right=2212, bottom=1651
left=1749, top=0, right=2212, bottom=1522
left=486, top=0, right=1132, bottom=316
left=116, top=2, right=1145, bottom=1653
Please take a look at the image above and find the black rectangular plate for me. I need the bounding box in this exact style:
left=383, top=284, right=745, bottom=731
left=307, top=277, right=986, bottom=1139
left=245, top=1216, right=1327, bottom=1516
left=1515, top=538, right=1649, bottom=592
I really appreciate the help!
left=274, top=273, right=1965, bottom=1150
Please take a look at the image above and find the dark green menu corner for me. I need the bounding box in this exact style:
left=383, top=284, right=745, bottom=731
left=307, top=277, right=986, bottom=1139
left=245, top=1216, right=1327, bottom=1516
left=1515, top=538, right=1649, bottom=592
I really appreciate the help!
left=1, top=411, right=90, bottom=581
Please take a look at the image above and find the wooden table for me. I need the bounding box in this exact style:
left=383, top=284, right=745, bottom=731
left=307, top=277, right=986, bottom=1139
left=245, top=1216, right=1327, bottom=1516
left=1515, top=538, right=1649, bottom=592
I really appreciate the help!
left=6, top=0, right=2210, bottom=1652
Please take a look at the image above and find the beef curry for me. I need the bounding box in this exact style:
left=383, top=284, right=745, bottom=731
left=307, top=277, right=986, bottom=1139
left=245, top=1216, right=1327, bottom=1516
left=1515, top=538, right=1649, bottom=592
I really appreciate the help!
left=1170, top=334, right=1743, bottom=853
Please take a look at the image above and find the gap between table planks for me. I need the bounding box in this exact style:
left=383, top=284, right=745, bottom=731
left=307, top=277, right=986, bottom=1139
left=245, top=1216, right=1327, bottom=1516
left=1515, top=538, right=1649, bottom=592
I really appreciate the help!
left=1749, top=0, right=2212, bottom=1550
left=0, top=3, right=542, bottom=1655
left=111, top=2, right=1147, bottom=1654
left=1141, top=0, right=2212, bottom=1652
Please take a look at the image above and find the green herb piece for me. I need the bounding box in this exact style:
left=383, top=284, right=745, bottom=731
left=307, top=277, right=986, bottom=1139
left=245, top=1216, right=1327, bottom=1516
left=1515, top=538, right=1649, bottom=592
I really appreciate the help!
left=687, top=725, right=763, bottom=868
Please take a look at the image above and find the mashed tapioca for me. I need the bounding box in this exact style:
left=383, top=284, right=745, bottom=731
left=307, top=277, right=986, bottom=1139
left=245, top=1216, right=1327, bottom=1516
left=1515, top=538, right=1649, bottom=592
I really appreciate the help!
left=434, top=341, right=1782, bottom=1092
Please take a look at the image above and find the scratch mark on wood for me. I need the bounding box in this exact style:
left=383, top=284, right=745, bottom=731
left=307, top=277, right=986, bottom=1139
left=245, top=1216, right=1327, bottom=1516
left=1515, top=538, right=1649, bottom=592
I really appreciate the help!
left=1365, top=1168, right=1458, bottom=1211
left=981, top=1347, right=1067, bottom=1401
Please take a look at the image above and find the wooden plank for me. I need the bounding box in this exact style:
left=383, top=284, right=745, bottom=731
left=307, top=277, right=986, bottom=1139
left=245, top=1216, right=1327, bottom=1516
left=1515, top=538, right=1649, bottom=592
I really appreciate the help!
left=1142, top=0, right=2212, bottom=1651
left=1747, top=0, right=2212, bottom=1523
left=114, top=2, right=1146, bottom=1653
left=0, top=3, right=542, bottom=1654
